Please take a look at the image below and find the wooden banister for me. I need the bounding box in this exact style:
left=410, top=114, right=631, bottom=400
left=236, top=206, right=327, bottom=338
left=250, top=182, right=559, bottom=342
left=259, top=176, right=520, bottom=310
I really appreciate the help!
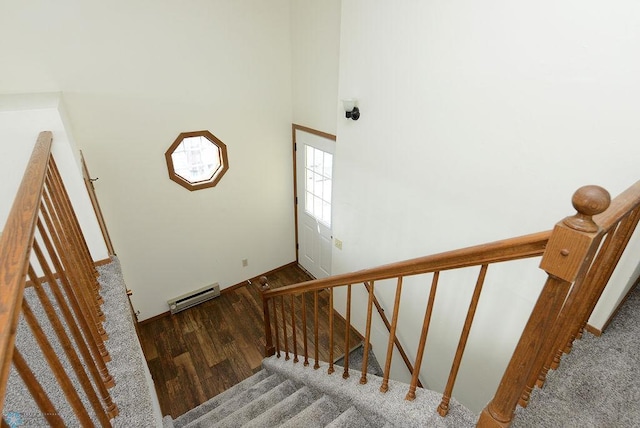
left=263, top=231, right=549, bottom=299
left=478, top=185, right=613, bottom=427
left=260, top=227, right=549, bottom=416
left=0, top=131, right=52, bottom=414
left=1, top=131, right=123, bottom=425
left=260, top=181, right=640, bottom=427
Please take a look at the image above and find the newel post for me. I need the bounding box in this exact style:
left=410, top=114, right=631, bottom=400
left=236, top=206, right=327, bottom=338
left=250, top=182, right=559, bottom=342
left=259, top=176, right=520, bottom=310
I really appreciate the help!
left=259, top=276, right=276, bottom=357
left=477, top=186, right=610, bottom=427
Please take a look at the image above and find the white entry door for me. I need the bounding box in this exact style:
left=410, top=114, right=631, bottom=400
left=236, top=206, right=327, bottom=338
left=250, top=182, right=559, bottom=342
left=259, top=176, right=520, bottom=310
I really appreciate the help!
left=295, top=128, right=335, bottom=279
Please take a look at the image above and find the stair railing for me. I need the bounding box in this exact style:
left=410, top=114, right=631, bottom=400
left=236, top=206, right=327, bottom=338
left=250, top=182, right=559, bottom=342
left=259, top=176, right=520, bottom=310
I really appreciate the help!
left=261, top=229, right=550, bottom=411
left=0, top=132, right=117, bottom=426
left=261, top=181, right=640, bottom=427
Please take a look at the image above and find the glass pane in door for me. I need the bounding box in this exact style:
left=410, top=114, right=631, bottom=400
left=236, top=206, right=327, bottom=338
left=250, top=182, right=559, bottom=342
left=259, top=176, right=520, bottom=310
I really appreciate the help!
left=304, top=145, right=333, bottom=226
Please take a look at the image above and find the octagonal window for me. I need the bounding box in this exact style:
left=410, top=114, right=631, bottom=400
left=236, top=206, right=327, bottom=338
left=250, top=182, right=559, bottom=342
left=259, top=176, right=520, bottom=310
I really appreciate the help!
left=165, top=130, right=229, bottom=191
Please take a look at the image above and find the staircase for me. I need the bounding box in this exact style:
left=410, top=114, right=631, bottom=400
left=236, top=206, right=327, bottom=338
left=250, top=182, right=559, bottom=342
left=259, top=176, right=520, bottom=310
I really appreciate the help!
left=163, top=282, right=640, bottom=427
left=162, top=355, right=476, bottom=428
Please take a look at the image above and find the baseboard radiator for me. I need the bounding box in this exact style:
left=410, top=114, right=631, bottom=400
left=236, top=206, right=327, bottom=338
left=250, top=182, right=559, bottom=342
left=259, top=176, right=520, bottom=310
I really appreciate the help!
left=167, top=283, right=221, bottom=314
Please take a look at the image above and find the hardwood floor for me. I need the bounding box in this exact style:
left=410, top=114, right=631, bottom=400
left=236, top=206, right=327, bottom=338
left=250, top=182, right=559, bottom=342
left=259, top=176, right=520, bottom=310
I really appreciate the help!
left=138, top=264, right=363, bottom=418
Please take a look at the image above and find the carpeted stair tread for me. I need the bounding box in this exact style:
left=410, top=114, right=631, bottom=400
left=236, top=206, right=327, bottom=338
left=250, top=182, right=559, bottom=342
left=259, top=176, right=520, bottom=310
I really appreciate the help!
left=183, top=373, right=287, bottom=428
left=172, top=369, right=271, bottom=427
left=243, top=385, right=321, bottom=428
left=209, top=379, right=299, bottom=427
left=264, top=356, right=477, bottom=427
left=325, top=405, right=372, bottom=428
left=279, top=395, right=341, bottom=428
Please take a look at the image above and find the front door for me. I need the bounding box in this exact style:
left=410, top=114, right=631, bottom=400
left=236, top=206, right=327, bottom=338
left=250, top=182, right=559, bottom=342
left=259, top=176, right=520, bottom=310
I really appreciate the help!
left=294, top=126, right=336, bottom=279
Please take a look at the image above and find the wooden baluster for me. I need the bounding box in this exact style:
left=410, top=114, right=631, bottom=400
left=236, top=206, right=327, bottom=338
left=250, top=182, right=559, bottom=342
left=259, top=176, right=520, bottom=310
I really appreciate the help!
left=281, top=296, right=289, bottom=360
left=302, top=292, right=309, bottom=366
left=314, top=290, right=320, bottom=369
left=259, top=277, right=275, bottom=357
left=46, top=169, right=97, bottom=289
left=37, top=218, right=113, bottom=379
left=565, top=205, right=640, bottom=350
left=21, top=298, right=94, bottom=426
left=407, top=272, right=439, bottom=401
left=291, top=294, right=299, bottom=363
left=49, top=157, right=99, bottom=280
left=44, top=179, right=105, bottom=323
left=32, top=240, right=118, bottom=415
left=328, top=288, right=335, bottom=374
left=520, top=229, right=616, bottom=407
left=524, top=203, right=640, bottom=406
left=272, top=297, right=281, bottom=358
left=360, top=281, right=375, bottom=385
left=42, top=187, right=107, bottom=340
left=380, top=277, right=403, bottom=393
left=27, top=263, right=112, bottom=426
left=479, top=186, right=610, bottom=427
left=38, top=205, right=111, bottom=362
left=13, top=348, right=64, bottom=426
left=439, top=265, right=488, bottom=416
left=343, top=284, right=352, bottom=379
left=364, top=280, right=422, bottom=388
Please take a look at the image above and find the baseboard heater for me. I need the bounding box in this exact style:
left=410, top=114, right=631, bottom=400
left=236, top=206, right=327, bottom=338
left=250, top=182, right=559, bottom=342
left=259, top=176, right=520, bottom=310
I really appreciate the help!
left=167, top=283, right=221, bottom=314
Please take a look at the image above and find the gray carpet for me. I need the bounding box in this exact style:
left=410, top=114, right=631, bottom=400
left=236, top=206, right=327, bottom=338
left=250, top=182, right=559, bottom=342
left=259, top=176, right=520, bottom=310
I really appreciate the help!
left=3, top=257, right=159, bottom=427
left=334, top=342, right=384, bottom=378
left=513, top=284, right=640, bottom=427
left=162, top=355, right=476, bottom=428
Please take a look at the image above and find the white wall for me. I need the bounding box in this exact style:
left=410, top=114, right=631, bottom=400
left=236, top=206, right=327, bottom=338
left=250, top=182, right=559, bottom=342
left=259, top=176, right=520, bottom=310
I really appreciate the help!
left=333, top=0, right=640, bottom=413
left=0, top=93, right=108, bottom=262
left=0, top=1, right=295, bottom=320
left=291, top=0, right=342, bottom=134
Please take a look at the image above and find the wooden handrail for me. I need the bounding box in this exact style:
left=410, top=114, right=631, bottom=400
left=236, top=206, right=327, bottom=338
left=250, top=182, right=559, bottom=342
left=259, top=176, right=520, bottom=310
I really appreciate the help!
left=0, top=131, right=52, bottom=413
left=594, top=180, right=640, bottom=231
left=264, top=231, right=549, bottom=299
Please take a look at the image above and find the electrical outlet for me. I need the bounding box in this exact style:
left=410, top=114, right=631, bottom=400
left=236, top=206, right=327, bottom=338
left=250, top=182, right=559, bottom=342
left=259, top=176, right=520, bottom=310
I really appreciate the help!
left=242, top=259, right=248, bottom=267
left=334, top=239, right=343, bottom=250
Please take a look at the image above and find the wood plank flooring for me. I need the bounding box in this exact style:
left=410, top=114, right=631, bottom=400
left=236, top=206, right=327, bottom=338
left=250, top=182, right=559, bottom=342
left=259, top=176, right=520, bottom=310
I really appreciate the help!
left=138, top=264, right=363, bottom=418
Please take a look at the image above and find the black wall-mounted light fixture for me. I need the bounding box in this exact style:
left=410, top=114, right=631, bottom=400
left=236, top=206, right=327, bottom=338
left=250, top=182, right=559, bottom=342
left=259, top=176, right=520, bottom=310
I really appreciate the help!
left=342, top=99, right=360, bottom=120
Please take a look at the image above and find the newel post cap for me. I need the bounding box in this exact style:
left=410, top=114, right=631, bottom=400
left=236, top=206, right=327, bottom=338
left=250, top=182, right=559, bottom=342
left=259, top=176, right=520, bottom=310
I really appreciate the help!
left=562, top=185, right=611, bottom=233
